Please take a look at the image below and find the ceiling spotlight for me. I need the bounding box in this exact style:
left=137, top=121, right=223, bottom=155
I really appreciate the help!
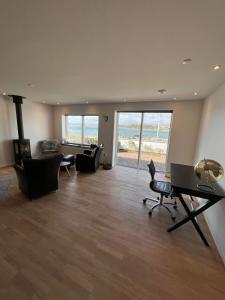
left=2, top=92, right=7, bottom=96
left=182, top=58, right=192, bottom=65
left=158, top=89, right=167, bottom=94
left=213, top=65, right=221, bottom=70
left=194, top=92, right=198, bottom=96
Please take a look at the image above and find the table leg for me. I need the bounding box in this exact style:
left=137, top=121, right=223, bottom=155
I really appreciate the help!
left=167, top=194, right=209, bottom=246
left=65, top=166, right=70, bottom=177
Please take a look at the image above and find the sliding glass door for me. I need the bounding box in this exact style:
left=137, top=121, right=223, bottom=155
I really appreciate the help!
left=139, top=112, right=172, bottom=171
left=117, top=112, right=142, bottom=168
left=116, top=112, right=172, bottom=171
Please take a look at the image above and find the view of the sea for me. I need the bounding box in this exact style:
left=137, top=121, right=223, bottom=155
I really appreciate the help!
left=118, top=127, right=169, bottom=139
left=68, top=125, right=169, bottom=139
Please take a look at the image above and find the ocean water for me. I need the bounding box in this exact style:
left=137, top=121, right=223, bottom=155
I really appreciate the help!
left=68, top=125, right=169, bottom=139
left=68, top=125, right=98, bottom=136
left=119, top=127, right=169, bottom=139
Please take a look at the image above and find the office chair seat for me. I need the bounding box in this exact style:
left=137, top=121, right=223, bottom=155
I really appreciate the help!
left=151, top=180, right=172, bottom=195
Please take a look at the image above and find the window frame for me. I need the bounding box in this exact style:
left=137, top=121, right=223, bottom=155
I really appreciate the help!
left=64, top=115, right=99, bottom=146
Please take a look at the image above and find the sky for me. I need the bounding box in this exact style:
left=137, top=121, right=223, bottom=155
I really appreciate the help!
left=68, top=116, right=99, bottom=125
left=118, top=112, right=172, bottom=126
left=67, top=113, right=172, bottom=127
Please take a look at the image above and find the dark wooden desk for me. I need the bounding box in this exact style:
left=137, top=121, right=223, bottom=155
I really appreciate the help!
left=168, top=163, right=225, bottom=246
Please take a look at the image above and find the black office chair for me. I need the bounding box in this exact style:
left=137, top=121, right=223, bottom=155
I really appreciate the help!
left=143, top=160, right=177, bottom=220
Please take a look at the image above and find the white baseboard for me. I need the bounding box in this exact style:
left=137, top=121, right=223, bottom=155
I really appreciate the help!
left=198, top=197, right=225, bottom=265
left=0, top=163, right=13, bottom=169
left=203, top=211, right=225, bottom=265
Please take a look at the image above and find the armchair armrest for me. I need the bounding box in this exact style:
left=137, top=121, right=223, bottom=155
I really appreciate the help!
left=14, top=164, right=24, bottom=174
left=83, top=150, right=92, bottom=156
left=14, top=164, right=29, bottom=195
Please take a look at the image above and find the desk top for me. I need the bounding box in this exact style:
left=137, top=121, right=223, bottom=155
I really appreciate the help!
left=171, top=163, right=225, bottom=200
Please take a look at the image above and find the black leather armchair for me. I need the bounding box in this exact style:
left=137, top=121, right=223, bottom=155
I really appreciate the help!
left=76, top=145, right=103, bottom=172
left=14, top=154, right=63, bottom=199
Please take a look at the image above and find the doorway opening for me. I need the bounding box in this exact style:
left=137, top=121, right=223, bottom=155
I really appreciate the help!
left=116, top=111, right=173, bottom=171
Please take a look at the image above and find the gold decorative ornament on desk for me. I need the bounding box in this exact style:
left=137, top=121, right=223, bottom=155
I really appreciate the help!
left=194, top=159, right=224, bottom=192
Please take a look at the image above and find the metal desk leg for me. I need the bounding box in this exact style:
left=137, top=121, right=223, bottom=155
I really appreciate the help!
left=167, top=194, right=209, bottom=246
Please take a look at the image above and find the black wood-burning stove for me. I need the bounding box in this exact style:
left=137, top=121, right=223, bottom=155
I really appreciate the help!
left=9, top=95, right=31, bottom=165
left=13, top=139, right=31, bottom=165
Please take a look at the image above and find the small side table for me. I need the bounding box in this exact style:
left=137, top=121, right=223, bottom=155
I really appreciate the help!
left=60, top=161, right=71, bottom=177
left=63, top=154, right=75, bottom=167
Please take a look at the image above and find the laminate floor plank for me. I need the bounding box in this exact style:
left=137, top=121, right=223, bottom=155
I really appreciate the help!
left=0, top=166, right=224, bottom=300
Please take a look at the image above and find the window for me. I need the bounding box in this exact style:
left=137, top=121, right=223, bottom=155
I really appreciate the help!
left=64, top=115, right=99, bottom=145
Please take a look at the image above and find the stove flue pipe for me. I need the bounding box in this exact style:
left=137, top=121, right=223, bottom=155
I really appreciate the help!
left=8, top=95, right=26, bottom=140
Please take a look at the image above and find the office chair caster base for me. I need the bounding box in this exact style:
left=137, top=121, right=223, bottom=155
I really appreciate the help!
left=162, top=204, right=176, bottom=221
left=164, top=199, right=178, bottom=211
left=148, top=203, right=176, bottom=221
left=143, top=197, right=159, bottom=205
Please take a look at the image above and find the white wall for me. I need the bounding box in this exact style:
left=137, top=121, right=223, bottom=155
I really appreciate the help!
left=22, top=100, right=54, bottom=155
left=0, top=96, right=54, bottom=167
left=0, top=96, right=15, bottom=166
left=196, top=83, right=225, bottom=264
left=53, top=99, right=203, bottom=171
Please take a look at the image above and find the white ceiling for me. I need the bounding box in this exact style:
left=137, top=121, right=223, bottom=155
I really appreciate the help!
left=1, top=0, right=225, bottom=105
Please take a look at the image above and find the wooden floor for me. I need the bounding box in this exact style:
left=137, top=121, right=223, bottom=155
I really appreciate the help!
left=0, top=166, right=225, bottom=300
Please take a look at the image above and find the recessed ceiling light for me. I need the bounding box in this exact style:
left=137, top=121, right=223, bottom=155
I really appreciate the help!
left=27, top=83, right=35, bottom=87
left=173, top=97, right=177, bottom=100
left=2, top=92, right=7, bottom=96
left=194, top=92, right=198, bottom=96
left=182, top=58, right=192, bottom=64
left=158, top=89, right=167, bottom=94
left=213, top=65, right=221, bottom=70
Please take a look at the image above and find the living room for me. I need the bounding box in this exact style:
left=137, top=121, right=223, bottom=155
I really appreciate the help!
left=0, top=1, right=225, bottom=299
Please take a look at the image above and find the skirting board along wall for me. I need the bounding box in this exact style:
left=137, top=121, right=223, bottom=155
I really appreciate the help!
left=0, top=164, right=13, bottom=169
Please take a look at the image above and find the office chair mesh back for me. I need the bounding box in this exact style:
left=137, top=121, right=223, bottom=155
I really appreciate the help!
left=148, top=160, right=156, bottom=181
